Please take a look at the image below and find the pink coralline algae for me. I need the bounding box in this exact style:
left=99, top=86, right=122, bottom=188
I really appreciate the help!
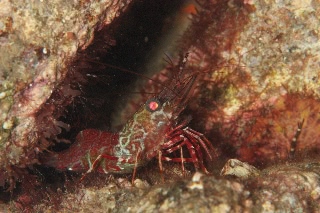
left=207, top=94, right=320, bottom=166
left=178, top=0, right=320, bottom=168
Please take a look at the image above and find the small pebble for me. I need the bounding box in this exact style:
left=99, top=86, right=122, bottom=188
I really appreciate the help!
left=187, top=172, right=204, bottom=190
left=0, top=92, right=6, bottom=99
left=3, top=119, right=14, bottom=130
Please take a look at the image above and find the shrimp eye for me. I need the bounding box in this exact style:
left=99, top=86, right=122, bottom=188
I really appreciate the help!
left=145, top=98, right=162, bottom=112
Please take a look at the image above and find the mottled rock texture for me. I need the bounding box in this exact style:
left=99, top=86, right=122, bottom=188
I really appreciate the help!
left=0, top=0, right=130, bottom=185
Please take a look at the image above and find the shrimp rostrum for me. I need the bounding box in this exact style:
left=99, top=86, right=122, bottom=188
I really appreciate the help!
left=44, top=53, right=216, bottom=179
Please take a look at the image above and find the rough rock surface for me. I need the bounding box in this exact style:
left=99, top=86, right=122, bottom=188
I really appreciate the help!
left=183, top=0, right=320, bottom=167
left=13, top=160, right=319, bottom=212
left=0, top=0, right=130, bottom=185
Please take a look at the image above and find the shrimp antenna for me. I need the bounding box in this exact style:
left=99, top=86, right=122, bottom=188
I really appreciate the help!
left=82, top=56, right=180, bottom=97
left=163, top=53, right=174, bottom=67
left=158, top=52, right=197, bottom=109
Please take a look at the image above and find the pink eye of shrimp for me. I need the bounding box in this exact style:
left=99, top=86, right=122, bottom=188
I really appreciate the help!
left=145, top=98, right=162, bottom=112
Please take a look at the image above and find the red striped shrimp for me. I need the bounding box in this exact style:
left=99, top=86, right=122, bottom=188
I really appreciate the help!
left=44, top=53, right=216, bottom=180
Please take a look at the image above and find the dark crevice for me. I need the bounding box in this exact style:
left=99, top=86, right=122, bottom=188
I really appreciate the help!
left=38, top=0, right=186, bottom=152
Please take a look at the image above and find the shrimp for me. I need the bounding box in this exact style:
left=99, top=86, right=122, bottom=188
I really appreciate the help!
left=44, top=53, right=216, bottom=179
